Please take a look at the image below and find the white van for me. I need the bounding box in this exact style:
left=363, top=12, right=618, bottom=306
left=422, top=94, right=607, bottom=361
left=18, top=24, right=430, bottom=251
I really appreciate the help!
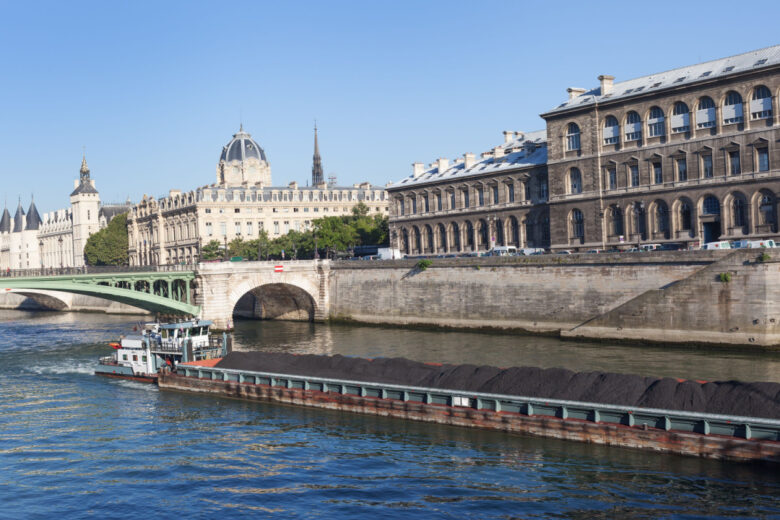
left=488, top=246, right=517, bottom=256
left=746, top=239, right=776, bottom=249
left=702, top=241, right=731, bottom=250
left=518, top=248, right=545, bottom=256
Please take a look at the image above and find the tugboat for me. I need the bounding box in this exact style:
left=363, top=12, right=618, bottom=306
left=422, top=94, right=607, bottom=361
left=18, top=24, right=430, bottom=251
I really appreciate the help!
left=96, top=319, right=229, bottom=383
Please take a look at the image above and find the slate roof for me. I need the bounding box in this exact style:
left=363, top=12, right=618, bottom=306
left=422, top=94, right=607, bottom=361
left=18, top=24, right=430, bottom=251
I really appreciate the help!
left=219, top=125, right=267, bottom=163
left=0, top=207, right=10, bottom=233
left=71, top=180, right=99, bottom=196
left=12, top=201, right=25, bottom=233
left=543, top=44, right=780, bottom=116
left=389, top=130, right=547, bottom=190
left=99, top=204, right=131, bottom=221
left=25, top=200, right=42, bottom=231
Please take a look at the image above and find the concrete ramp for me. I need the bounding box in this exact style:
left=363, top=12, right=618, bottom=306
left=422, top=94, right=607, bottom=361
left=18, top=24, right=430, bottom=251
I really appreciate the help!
left=564, top=250, right=780, bottom=347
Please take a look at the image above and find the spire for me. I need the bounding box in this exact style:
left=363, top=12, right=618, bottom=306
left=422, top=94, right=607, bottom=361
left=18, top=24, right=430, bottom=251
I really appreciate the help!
left=26, top=195, right=42, bottom=231
left=312, top=123, right=324, bottom=186
left=12, top=197, right=25, bottom=233
left=0, top=197, right=10, bottom=233
left=71, top=154, right=98, bottom=196
left=80, top=153, right=90, bottom=180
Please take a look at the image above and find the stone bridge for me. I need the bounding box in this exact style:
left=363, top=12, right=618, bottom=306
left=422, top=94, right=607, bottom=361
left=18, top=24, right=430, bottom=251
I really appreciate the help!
left=196, top=260, right=330, bottom=329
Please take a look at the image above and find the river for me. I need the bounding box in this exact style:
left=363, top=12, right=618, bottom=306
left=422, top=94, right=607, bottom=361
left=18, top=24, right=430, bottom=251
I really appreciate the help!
left=0, top=310, right=778, bottom=519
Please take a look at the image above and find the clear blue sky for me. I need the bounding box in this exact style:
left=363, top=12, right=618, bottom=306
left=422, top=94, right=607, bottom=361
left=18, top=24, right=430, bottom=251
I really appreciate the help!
left=1, top=0, right=778, bottom=213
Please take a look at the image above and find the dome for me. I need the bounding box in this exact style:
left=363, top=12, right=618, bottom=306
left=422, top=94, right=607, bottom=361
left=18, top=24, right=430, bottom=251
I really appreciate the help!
left=219, top=125, right=267, bottom=164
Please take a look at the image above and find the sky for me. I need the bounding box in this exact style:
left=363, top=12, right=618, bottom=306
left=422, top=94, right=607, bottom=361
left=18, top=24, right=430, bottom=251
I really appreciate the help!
left=0, top=0, right=778, bottom=214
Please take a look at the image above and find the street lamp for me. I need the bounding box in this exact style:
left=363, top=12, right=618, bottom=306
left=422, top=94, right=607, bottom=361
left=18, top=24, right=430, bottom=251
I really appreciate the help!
left=314, top=234, right=319, bottom=260
left=223, top=235, right=228, bottom=261
left=58, top=236, right=63, bottom=270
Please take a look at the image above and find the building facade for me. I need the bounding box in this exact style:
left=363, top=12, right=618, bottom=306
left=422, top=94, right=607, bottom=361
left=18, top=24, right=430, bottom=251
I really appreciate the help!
left=127, top=127, right=388, bottom=265
left=387, top=131, right=549, bottom=255
left=0, top=157, right=131, bottom=270
left=543, top=46, right=780, bottom=250
left=390, top=45, right=780, bottom=252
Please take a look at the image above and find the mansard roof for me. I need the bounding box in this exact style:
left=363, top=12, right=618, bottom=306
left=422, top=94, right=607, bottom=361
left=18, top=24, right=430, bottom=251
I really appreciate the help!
left=0, top=207, right=10, bottom=232
left=543, top=44, right=780, bottom=117
left=389, top=129, right=547, bottom=190
left=71, top=179, right=99, bottom=196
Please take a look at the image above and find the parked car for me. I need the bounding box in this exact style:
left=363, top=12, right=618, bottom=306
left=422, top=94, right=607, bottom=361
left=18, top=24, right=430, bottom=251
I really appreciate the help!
left=488, top=246, right=517, bottom=257
left=639, top=244, right=662, bottom=252
left=586, top=249, right=604, bottom=254
left=658, top=243, right=684, bottom=251
left=518, top=248, right=545, bottom=256
left=556, top=250, right=573, bottom=255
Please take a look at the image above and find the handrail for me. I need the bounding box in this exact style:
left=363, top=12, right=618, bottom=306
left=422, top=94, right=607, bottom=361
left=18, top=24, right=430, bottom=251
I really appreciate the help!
left=1, top=264, right=197, bottom=278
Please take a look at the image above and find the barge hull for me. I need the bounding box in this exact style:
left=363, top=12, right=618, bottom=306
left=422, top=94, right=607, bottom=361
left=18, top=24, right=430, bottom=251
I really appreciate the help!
left=158, top=372, right=780, bottom=464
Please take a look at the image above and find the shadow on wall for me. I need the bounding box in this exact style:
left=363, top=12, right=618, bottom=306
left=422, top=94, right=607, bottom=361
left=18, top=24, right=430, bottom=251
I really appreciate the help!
left=233, top=283, right=315, bottom=322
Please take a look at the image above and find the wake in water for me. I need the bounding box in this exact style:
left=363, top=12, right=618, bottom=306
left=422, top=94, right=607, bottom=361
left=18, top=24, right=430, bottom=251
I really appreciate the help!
left=27, top=359, right=99, bottom=376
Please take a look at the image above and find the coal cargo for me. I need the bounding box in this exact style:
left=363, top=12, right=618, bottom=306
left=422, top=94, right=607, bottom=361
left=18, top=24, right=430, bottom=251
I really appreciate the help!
left=215, top=352, right=780, bottom=420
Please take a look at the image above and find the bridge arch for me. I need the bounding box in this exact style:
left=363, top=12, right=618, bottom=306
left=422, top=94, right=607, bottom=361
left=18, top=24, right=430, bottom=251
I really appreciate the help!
left=227, top=278, right=319, bottom=322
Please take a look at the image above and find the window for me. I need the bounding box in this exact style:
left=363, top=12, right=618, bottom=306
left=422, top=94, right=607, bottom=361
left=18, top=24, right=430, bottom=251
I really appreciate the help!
left=608, top=167, right=617, bottom=190
left=603, top=115, right=619, bottom=145
left=625, top=111, right=642, bottom=141
left=258, top=221, right=264, bottom=230
left=703, top=196, right=720, bottom=215
left=411, top=197, right=417, bottom=214
left=653, top=163, right=663, bottom=184
left=463, top=189, right=470, bottom=208
left=273, top=222, right=280, bottom=234
left=205, top=208, right=211, bottom=214
left=423, top=195, right=429, bottom=213
left=657, top=204, right=669, bottom=233
left=492, top=185, right=499, bottom=204
left=398, top=199, right=405, bottom=216
left=450, top=191, right=456, bottom=209
left=247, top=222, right=253, bottom=235
left=758, top=148, right=770, bottom=172
left=702, top=154, right=714, bottom=178
left=436, top=193, right=442, bottom=211
left=566, top=123, right=581, bottom=151
left=729, top=150, right=741, bottom=175
left=220, top=222, right=226, bottom=236
left=507, top=183, right=514, bottom=203
left=697, top=97, right=716, bottom=128
left=611, top=206, right=623, bottom=236
left=525, top=182, right=531, bottom=200
left=648, top=106, right=665, bottom=137
left=671, top=102, right=690, bottom=133
left=569, top=168, right=582, bottom=194
left=733, top=198, right=747, bottom=227
left=751, top=86, right=773, bottom=120
left=539, top=178, right=548, bottom=200
left=571, top=209, right=584, bottom=239
left=630, top=164, right=639, bottom=187
left=723, top=91, right=744, bottom=124
left=206, top=222, right=213, bottom=236
left=234, top=208, right=240, bottom=213
left=478, top=187, right=484, bottom=206
left=760, top=194, right=775, bottom=225
left=235, top=222, right=241, bottom=235
left=676, top=158, right=687, bottom=182
left=680, top=203, right=692, bottom=230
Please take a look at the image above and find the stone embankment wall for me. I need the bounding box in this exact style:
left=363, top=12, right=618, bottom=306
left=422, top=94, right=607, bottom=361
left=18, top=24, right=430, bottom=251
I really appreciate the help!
left=0, top=292, right=149, bottom=315
left=328, top=250, right=780, bottom=348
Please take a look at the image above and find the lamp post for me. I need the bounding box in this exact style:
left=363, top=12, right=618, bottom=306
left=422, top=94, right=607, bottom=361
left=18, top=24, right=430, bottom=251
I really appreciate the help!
left=314, top=234, right=319, bottom=260
left=58, top=236, right=63, bottom=270
left=223, top=235, right=228, bottom=261
left=257, top=240, right=262, bottom=262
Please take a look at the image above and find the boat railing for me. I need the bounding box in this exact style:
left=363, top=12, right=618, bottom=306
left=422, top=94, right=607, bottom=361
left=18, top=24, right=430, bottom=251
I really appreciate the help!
left=99, top=356, right=117, bottom=365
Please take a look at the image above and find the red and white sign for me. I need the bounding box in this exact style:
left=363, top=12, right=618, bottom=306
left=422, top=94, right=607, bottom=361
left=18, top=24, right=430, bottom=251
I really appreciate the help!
left=274, top=265, right=284, bottom=273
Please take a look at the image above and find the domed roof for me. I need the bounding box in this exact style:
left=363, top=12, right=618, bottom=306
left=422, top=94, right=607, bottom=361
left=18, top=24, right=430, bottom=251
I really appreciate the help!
left=219, top=125, right=267, bottom=163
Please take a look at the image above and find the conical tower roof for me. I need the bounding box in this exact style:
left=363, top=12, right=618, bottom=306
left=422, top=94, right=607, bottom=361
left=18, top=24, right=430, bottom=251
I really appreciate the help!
left=0, top=204, right=10, bottom=233
left=12, top=199, right=25, bottom=233
left=26, top=197, right=42, bottom=231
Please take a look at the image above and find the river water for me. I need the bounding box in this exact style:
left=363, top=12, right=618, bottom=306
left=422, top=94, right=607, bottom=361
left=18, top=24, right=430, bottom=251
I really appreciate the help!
left=1, top=310, right=778, bottom=519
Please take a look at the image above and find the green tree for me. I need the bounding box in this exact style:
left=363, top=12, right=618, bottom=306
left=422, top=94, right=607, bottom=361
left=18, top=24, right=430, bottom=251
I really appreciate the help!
left=84, top=213, right=129, bottom=266
left=200, top=239, right=223, bottom=261
left=313, top=216, right=359, bottom=253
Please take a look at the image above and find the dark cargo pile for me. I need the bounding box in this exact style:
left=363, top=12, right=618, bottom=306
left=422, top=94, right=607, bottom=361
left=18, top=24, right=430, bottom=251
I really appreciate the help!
left=216, top=352, right=780, bottom=420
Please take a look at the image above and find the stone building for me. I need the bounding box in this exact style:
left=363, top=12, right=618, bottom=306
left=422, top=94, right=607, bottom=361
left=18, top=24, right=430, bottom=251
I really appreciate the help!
left=0, top=157, right=131, bottom=270
left=387, top=131, right=549, bottom=255
left=389, top=45, right=780, bottom=253
left=542, top=45, right=780, bottom=250
left=127, top=126, right=388, bottom=265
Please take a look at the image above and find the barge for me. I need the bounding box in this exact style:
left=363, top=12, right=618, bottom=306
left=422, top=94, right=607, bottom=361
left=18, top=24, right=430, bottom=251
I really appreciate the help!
left=159, top=354, right=780, bottom=463
left=96, top=320, right=230, bottom=383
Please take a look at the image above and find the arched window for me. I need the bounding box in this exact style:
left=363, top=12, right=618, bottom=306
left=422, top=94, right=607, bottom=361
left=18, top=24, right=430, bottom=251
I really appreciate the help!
left=723, top=91, right=744, bottom=124
left=671, top=102, right=690, bottom=133
left=697, top=96, right=716, bottom=128
left=611, top=206, right=623, bottom=236
left=438, top=224, right=447, bottom=252
left=656, top=203, right=669, bottom=233
left=571, top=209, right=584, bottom=239
left=702, top=196, right=720, bottom=215
left=633, top=202, right=646, bottom=238
left=452, top=222, right=461, bottom=251
left=751, top=85, right=773, bottom=120
left=680, top=202, right=692, bottom=230
left=733, top=197, right=747, bottom=228
left=603, top=115, right=619, bottom=145
left=566, top=123, right=580, bottom=151
left=760, top=193, right=776, bottom=227
left=648, top=106, right=665, bottom=137
left=625, top=111, right=642, bottom=141
left=569, top=168, right=582, bottom=194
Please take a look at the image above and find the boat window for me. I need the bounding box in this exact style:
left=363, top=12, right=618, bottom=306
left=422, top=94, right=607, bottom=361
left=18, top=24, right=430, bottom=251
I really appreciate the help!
left=142, top=356, right=147, bottom=362
left=122, top=354, right=128, bottom=361
left=132, top=355, right=138, bottom=361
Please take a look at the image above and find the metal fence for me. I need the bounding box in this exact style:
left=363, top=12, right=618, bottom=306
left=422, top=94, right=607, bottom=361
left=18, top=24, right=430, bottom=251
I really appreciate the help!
left=1, top=264, right=197, bottom=278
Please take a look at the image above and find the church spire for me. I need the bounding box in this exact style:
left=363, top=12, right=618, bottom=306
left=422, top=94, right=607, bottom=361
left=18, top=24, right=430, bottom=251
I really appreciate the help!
left=312, top=123, right=324, bottom=186
left=80, top=153, right=90, bottom=181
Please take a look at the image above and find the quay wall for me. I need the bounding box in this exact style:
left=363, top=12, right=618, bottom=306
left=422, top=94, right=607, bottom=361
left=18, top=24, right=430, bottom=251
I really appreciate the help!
left=0, top=291, right=150, bottom=315
left=327, top=250, right=780, bottom=347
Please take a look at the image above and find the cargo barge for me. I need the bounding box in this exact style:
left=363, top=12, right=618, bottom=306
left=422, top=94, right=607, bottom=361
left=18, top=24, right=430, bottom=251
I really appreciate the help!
left=158, top=353, right=780, bottom=464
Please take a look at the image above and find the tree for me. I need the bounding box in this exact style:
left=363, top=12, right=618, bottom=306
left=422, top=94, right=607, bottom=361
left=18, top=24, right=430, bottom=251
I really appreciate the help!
left=84, top=213, right=129, bottom=266
left=313, top=216, right=359, bottom=253
left=200, top=240, right=223, bottom=261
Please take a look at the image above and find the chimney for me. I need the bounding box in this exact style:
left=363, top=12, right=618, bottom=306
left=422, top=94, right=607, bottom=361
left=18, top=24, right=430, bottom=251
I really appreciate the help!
left=514, top=131, right=524, bottom=140
left=503, top=130, right=514, bottom=143
left=463, top=153, right=476, bottom=169
left=598, top=75, right=615, bottom=95
left=412, top=162, right=425, bottom=178
left=567, top=87, right=586, bottom=99
left=493, top=146, right=505, bottom=158
left=437, top=158, right=449, bottom=173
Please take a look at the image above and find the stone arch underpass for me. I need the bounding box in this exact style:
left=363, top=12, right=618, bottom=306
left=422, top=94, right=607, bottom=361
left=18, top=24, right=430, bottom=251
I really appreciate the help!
left=232, top=283, right=317, bottom=321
